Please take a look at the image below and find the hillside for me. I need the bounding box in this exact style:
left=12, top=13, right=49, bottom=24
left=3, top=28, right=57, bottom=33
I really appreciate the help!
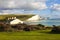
left=0, top=14, right=34, bottom=21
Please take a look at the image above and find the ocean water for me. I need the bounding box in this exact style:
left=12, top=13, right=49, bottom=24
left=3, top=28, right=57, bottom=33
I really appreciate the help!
left=39, top=19, right=60, bottom=26
left=26, top=19, right=60, bottom=26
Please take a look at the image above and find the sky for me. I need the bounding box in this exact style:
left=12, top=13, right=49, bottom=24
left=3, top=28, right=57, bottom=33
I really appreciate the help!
left=0, top=0, right=60, bottom=18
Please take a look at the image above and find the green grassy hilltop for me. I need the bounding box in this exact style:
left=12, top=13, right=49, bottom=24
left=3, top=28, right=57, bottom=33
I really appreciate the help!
left=0, top=14, right=34, bottom=21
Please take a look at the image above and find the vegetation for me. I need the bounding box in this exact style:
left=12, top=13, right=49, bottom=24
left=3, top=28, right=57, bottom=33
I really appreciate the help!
left=0, top=22, right=46, bottom=32
left=0, top=14, right=60, bottom=40
left=0, top=30, right=59, bottom=40
left=0, top=14, right=34, bottom=21
left=0, top=22, right=59, bottom=40
left=51, top=25, right=60, bottom=33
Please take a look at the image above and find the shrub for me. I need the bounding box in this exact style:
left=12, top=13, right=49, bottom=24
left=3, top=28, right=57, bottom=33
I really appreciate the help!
left=0, top=22, right=12, bottom=32
left=37, top=24, right=45, bottom=30
left=51, top=25, right=60, bottom=33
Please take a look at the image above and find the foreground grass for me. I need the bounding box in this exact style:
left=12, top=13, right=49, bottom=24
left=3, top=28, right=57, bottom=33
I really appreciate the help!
left=0, top=30, right=60, bottom=40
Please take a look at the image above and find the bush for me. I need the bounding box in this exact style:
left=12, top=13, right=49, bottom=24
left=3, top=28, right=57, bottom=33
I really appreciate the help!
left=51, top=25, right=60, bottom=33
left=0, top=22, right=46, bottom=32
left=37, top=24, right=45, bottom=30
left=23, top=27, right=31, bottom=31
left=0, top=22, right=12, bottom=32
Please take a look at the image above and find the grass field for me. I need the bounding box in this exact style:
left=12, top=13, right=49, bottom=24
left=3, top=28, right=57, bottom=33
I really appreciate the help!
left=0, top=30, right=60, bottom=40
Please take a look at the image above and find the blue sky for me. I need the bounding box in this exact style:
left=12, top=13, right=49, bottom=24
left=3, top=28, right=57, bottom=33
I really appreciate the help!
left=0, top=0, right=60, bottom=18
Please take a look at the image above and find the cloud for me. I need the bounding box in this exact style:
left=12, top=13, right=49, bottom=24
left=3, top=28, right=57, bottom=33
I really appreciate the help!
left=30, top=2, right=47, bottom=10
left=0, top=0, right=47, bottom=10
left=51, top=4, right=60, bottom=11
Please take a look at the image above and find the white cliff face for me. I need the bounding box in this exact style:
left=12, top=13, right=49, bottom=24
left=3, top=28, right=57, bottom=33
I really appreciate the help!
left=27, top=15, right=41, bottom=21
left=10, top=19, right=23, bottom=25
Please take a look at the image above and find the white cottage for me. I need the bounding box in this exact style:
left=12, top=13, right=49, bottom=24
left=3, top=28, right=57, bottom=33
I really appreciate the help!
left=26, top=15, right=41, bottom=22
left=10, top=19, right=23, bottom=25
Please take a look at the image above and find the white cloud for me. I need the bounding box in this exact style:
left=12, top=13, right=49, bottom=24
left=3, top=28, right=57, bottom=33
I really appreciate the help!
left=31, top=2, right=47, bottom=10
left=51, top=4, right=60, bottom=11
left=0, top=0, right=47, bottom=10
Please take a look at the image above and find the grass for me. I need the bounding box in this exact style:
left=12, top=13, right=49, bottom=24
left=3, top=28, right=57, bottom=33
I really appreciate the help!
left=0, top=30, right=60, bottom=40
left=0, top=14, right=34, bottom=21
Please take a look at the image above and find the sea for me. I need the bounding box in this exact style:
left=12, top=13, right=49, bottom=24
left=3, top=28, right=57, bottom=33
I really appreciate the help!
left=25, top=19, right=60, bottom=26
